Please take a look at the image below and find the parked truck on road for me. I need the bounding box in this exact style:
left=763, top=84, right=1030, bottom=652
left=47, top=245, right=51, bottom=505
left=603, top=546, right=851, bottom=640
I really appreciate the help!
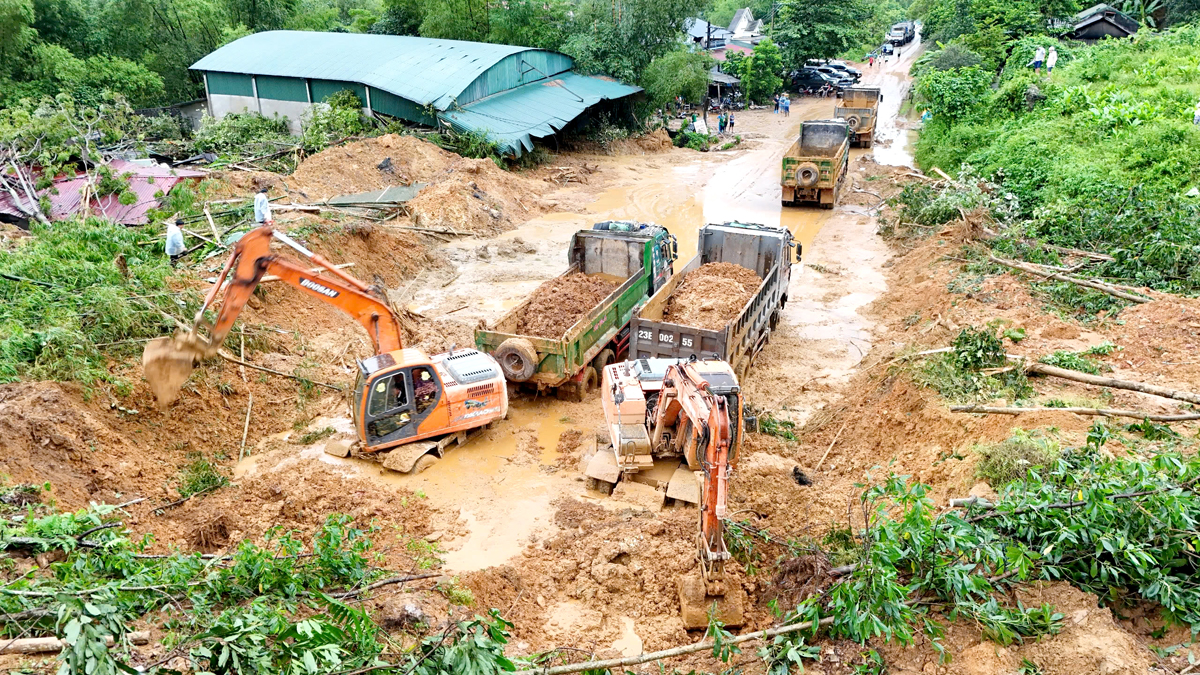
left=628, top=221, right=799, bottom=382
left=781, top=119, right=850, bottom=209
left=475, top=222, right=677, bottom=400
left=835, top=86, right=882, bottom=147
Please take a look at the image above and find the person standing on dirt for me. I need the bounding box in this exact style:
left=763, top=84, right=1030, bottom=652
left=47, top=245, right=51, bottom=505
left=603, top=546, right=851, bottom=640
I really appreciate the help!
left=729, top=112, right=736, bottom=131
left=1032, top=45, right=1046, bottom=75
left=783, top=96, right=790, bottom=117
left=253, top=188, right=273, bottom=226
left=868, top=54, right=875, bottom=68
left=1047, top=46, right=1059, bottom=74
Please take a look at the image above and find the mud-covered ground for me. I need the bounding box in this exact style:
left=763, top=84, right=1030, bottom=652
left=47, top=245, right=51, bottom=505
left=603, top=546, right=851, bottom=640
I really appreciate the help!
left=3, top=32, right=1193, bottom=674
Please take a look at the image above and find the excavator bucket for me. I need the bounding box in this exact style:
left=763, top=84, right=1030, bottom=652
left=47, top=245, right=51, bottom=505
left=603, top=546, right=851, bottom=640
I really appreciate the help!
left=677, top=572, right=745, bottom=630
left=142, top=336, right=205, bottom=409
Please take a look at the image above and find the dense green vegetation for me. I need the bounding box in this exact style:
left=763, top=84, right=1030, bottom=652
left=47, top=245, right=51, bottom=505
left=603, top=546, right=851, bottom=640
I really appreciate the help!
left=905, top=12, right=1200, bottom=306
left=0, top=501, right=517, bottom=674
left=721, top=423, right=1200, bottom=671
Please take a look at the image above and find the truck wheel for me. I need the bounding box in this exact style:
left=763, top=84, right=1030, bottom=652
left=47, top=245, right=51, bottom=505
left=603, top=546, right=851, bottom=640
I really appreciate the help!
left=593, top=349, right=615, bottom=372
left=494, top=338, right=538, bottom=381
left=411, top=453, right=439, bottom=475
left=735, top=360, right=750, bottom=384
left=576, top=366, right=598, bottom=402
left=796, top=162, right=820, bottom=187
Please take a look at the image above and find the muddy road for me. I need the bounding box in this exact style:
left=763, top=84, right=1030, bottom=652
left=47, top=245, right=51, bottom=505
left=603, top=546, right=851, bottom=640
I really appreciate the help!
left=229, top=38, right=924, bottom=644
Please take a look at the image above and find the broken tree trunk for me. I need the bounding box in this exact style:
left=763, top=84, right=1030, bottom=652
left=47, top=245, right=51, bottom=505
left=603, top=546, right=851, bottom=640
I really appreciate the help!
left=1024, top=362, right=1200, bottom=406
left=0, top=631, right=150, bottom=654
left=950, top=405, right=1200, bottom=423
left=987, top=255, right=1151, bottom=304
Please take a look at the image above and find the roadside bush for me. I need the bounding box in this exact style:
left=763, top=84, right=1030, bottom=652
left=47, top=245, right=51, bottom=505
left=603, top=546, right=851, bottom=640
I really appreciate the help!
left=914, top=66, right=993, bottom=124
left=674, top=130, right=717, bottom=151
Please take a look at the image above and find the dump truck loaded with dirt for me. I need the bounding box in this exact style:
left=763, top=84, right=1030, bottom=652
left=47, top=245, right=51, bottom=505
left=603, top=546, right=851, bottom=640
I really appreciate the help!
left=630, top=221, right=799, bottom=382
left=142, top=225, right=508, bottom=475
left=475, top=221, right=677, bottom=400
left=781, top=119, right=850, bottom=208
left=834, top=86, right=882, bottom=147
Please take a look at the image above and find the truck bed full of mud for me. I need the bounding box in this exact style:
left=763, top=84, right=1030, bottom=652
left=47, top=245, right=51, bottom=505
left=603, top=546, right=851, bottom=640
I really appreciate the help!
left=662, top=263, right=762, bottom=331
left=516, top=273, right=619, bottom=338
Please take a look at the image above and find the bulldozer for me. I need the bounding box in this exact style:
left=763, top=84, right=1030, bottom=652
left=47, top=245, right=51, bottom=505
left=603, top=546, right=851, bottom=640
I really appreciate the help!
left=142, top=225, right=508, bottom=473
left=585, top=356, right=746, bottom=629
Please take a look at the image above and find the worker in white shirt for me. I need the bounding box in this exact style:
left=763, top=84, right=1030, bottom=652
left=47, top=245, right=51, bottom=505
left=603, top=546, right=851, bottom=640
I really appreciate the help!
left=253, top=188, right=273, bottom=226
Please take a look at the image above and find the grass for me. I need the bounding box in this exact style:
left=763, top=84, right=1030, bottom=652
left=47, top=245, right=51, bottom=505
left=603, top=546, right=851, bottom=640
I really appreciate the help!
left=914, top=352, right=1033, bottom=403
left=178, top=453, right=229, bottom=498
left=973, top=429, right=1061, bottom=485
left=0, top=218, right=197, bottom=388
left=437, top=577, right=475, bottom=606
left=1038, top=350, right=1101, bottom=375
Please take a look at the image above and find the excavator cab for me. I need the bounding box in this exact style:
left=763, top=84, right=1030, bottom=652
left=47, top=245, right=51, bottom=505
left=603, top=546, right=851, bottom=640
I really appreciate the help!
left=352, top=355, right=444, bottom=449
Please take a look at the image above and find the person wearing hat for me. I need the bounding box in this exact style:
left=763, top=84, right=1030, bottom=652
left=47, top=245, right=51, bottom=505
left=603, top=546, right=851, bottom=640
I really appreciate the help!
left=253, top=188, right=273, bottom=226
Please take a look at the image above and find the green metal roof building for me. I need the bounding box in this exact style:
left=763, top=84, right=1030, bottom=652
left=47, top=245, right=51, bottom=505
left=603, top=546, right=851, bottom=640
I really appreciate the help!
left=191, top=31, right=642, bottom=156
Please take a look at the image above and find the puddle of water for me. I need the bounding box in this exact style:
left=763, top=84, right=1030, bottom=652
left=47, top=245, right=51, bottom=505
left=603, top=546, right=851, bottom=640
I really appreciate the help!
left=611, top=617, right=643, bottom=657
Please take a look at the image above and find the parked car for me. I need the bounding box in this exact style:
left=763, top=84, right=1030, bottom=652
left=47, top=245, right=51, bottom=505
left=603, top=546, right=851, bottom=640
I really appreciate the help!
left=807, top=59, right=862, bottom=81
left=811, top=66, right=855, bottom=85
left=793, top=69, right=847, bottom=92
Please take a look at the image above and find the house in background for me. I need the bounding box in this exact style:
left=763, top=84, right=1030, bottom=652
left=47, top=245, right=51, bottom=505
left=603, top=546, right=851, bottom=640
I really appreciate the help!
left=1071, top=4, right=1139, bottom=41
left=727, top=8, right=766, bottom=43
left=685, top=18, right=731, bottom=49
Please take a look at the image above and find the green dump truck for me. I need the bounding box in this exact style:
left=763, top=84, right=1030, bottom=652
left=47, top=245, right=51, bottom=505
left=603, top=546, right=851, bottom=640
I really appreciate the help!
left=781, top=119, right=850, bottom=209
left=474, top=222, right=677, bottom=400
left=835, top=86, right=882, bottom=148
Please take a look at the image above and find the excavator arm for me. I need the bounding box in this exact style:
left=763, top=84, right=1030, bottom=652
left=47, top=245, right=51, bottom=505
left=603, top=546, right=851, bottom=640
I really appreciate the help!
left=651, top=362, right=737, bottom=588
left=143, top=226, right=404, bottom=406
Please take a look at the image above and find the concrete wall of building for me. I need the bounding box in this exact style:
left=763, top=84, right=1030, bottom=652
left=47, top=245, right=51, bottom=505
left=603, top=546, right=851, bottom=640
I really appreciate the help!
left=259, top=98, right=311, bottom=134
left=209, top=94, right=260, bottom=120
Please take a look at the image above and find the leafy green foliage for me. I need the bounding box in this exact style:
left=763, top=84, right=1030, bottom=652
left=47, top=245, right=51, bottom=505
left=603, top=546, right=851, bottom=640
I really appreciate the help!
left=178, top=453, right=229, bottom=497
left=0, top=218, right=195, bottom=386
left=673, top=129, right=718, bottom=151
left=974, top=428, right=1062, bottom=484
left=193, top=111, right=292, bottom=155
left=742, top=39, right=784, bottom=105
left=641, top=49, right=712, bottom=108
left=301, top=89, right=369, bottom=152
left=297, top=426, right=336, bottom=445
left=1, top=505, right=516, bottom=675
left=775, top=0, right=871, bottom=69
left=912, top=27, right=1200, bottom=303
left=757, top=412, right=798, bottom=441
left=1038, top=349, right=1104, bottom=374
left=916, top=66, right=993, bottom=124
left=914, top=324, right=1033, bottom=402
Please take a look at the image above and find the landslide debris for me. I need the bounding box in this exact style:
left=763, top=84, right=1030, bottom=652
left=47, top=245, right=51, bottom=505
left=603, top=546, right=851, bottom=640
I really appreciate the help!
left=516, top=273, right=618, bottom=338
left=663, top=262, right=761, bottom=330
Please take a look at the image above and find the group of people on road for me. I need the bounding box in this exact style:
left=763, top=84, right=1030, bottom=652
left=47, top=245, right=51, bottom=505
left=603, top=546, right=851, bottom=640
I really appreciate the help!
left=717, top=111, right=736, bottom=133
left=773, top=94, right=790, bottom=116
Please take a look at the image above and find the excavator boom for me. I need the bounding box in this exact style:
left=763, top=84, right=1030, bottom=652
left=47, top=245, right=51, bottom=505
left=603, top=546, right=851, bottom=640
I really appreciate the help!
left=143, top=226, right=404, bottom=407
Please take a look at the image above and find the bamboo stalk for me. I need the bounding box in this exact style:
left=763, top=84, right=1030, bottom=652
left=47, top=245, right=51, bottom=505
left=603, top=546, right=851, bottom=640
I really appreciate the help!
left=816, top=419, right=849, bottom=470
left=513, top=617, right=836, bottom=675
left=950, top=405, right=1200, bottom=423
left=1023, top=362, right=1200, bottom=406
left=988, top=254, right=1151, bottom=304
left=239, top=393, right=253, bottom=460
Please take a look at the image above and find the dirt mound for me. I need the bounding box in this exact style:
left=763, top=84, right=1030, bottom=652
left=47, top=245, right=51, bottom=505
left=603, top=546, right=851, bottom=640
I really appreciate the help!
left=289, top=134, right=457, bottom=201
left=407, top=156, right=547, bottom=236
left=516, top=273, right=618, bottom=338
left=663, top=262, right=761, bottom=330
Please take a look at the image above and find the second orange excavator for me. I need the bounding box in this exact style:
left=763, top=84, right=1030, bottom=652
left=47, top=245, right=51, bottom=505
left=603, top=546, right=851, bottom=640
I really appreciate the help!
left=587, top=356, right=746, bottom=629
left=142, top=225, right=508, bottom=472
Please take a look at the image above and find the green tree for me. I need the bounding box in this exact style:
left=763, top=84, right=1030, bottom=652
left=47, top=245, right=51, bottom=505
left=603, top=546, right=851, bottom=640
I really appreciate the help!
left=371, top=0, right=421, bottom=34
left=0, top=0, right=35, bottom=72
left=915, top=66, right=991, bottom=122
left=487, top=0, right=567, bottom=49
left=743, top=38, right=783, bottom=104
left=223, top=0, right=297, bottom=30
left=418, top=0, right=489, bottom=40
left=641, top=49, right=712, bottom=107
left=774, top=0, right=871, bottom=69
left=31, top=0, right=94, bottom=56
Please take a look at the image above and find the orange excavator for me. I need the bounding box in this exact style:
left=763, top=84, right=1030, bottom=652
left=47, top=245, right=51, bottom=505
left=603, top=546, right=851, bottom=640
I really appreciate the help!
left=587, top=356, right=745, bottom=629
left=142, top=225, right=508, bottom=473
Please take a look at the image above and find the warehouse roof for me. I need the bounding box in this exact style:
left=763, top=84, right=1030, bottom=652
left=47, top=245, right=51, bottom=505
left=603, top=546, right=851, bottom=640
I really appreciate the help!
left=192, top=31, right=552, bottom=110
left=442, top=73, right=640, bottom=156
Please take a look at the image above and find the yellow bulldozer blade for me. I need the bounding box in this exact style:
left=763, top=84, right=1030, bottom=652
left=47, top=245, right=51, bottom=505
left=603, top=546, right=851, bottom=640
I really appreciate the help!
left=677, top=571, right=745, bottom=630
left=142, top=336, right=205, bottom=408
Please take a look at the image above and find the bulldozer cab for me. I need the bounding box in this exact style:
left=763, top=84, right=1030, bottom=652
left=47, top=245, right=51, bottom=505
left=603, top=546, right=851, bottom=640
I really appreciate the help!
left=353, top=354, right=443, bottom=450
